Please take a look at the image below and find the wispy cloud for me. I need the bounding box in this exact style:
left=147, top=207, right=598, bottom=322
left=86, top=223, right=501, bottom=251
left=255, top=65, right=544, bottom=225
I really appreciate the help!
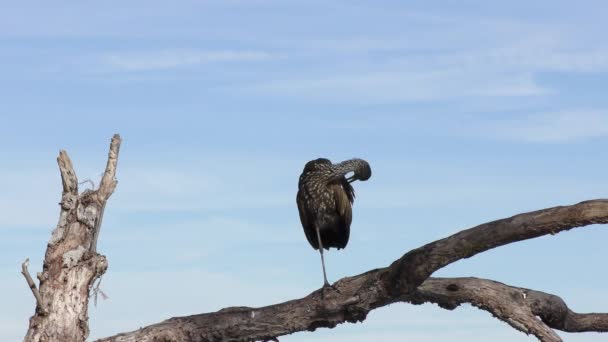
left=246, top=69, right=548, bottom=103
left=104, top=216, right=299, bottom=254
left=113, top=163, right=294, bottom=212
left=0, top=157, right=295, bottom=228
left=242, top=32, right=607, bottom=103
left=102, top=49, right=275, bottom=71
left=475, top=111, right=608, bottom=143
left=392, top=42, right=608, bottom=74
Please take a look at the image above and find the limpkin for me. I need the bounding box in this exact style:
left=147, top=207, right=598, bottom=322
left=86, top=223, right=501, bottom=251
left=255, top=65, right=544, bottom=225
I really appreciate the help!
left=296, top=158, right=371, bottom=288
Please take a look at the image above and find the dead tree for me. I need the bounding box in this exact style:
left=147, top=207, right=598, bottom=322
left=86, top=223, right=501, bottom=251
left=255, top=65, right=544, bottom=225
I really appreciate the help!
left=22, top=135, right=608, bottom=342
left=23, top=135, right=120, bottom=342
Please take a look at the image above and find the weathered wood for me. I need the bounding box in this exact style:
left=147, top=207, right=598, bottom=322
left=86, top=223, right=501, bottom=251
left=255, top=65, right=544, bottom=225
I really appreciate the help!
left=413, top=277, right=561, bottom=341
left=90, top=134, right=121, bottom=253
left=95, top=199, right=608, bottom=342
left=96, top=275, right=608, bottom=342
left=412, top=277, right=608, bottom=340
left=385, top=199, right=608, bottom=295
left=21, top=258, right=46, bottom=316
left=23, top=134, right=121, bottom=342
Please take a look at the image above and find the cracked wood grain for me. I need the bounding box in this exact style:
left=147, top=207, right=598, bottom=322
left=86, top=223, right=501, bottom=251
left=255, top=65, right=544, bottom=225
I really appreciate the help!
left=95, top=199, right=608, bottom=342
left=410, top=277, right=608, bottom=341
left=23, top=134, right=121, bottom=342
left=20, top=258, right=47, bottom=316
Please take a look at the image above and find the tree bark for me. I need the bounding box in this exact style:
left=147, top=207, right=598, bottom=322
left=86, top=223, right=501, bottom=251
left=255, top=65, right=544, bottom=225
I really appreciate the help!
left=95, top=199, right=608, bottom=342
left=412, top=277, right=608, bottom=341
left=96, top=276, right=608, bottom=342
left=22, top=134, right=608, bottom=342
left=23, top=134, right=121, bottom=342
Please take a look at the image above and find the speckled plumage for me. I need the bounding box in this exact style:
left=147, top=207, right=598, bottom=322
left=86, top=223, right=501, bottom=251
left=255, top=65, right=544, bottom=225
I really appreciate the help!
left=296, top=158, right=371, bottom=286
left=296, top=159, right=356, bottom=249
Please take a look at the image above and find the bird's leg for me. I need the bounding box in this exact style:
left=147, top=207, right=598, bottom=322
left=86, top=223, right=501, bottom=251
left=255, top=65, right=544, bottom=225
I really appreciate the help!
left=315, top=226, right=330, bottom=287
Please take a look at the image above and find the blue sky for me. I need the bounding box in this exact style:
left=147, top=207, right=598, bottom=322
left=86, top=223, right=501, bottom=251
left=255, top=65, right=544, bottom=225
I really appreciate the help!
left=1, top=1, right=608, bottom=341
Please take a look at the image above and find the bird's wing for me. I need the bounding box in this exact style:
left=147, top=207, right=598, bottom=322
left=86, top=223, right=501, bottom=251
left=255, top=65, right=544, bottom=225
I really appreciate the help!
left=331, top=182, right=353, bottom=228
left=329, top=181, right=353, bottom=248
left=296, top=189, right=319, bottom=249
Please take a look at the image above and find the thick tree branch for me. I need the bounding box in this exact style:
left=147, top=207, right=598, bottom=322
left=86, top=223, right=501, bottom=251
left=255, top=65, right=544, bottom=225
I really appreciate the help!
left=90, top=134, right=121, bottom=253
left=385, top=199, right=608, bottom=295
left=98, top=134, right=121, bottom=201
left=411, top=277, right=608, bottom=341
left=413, top=278, right=556, bottom=341
left=527, top=290, right=608, bottom=333
left=58, top=150, right=78, bottom=195
left=96, top=199, right=608, bottom=342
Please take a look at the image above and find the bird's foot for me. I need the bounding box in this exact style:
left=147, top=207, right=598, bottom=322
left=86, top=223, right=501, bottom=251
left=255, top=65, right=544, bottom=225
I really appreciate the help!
left=321, top=282, right=341, bottom=298
left=261, top=337, right=279, bottom=342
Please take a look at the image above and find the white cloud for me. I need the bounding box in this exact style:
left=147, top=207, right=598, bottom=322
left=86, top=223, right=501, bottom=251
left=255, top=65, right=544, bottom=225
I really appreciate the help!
left=243, top=32, right=607, bottom=103
left=104, top=216, right=299, bottom=252
left=0, top=157, right=295, bottom=228
left=102, top=49, right=275, bottom=71
left=482, top=47, right=608, bottom=73
left=246, top=69, right=548, bottom=103
left=393, top=42, right=608, bottom=74
left=476, top=111, right=608, bottom=143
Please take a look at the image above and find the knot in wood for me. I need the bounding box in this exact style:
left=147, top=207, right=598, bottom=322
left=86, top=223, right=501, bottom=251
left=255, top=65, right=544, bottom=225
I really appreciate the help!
left=446, top=284, right=459, bottom=292
left=94, top=255, right=108, bottom=275
left=60, top=193, right=78, bottom=210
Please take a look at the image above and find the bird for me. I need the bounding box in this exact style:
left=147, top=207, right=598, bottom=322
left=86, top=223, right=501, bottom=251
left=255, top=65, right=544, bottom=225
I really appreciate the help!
left=296, top=158, right=372, bottom=288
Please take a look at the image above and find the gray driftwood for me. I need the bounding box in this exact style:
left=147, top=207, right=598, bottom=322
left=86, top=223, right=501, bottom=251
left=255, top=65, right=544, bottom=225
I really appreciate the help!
left=23, top=134, right=121, bottom=342
left=22, top=135, right=608, bottom=342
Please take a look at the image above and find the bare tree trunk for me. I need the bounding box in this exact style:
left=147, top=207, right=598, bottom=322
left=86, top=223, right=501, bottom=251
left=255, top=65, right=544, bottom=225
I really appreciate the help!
left=20, top=135, right=608, bottom=342
left=23, top=135, right=121, bottom=342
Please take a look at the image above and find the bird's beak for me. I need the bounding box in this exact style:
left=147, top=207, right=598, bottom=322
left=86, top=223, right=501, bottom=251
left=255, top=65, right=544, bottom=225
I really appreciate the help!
left=346, top=176, right=356, bottom=183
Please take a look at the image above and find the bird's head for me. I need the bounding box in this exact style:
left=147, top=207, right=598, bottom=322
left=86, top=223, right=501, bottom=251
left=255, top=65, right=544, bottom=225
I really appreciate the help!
left=346, top=159, right=372, bottom=183
left=302, top=158, right=332, bottom=174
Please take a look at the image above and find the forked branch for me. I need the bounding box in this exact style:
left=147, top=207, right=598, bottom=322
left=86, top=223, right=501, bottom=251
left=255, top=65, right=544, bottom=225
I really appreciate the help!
left=412, top=277, right=608, bottom=341
left=58, top=150, right=78, bottom=195
left=98, top=134, right=121, bottom=201
left=96, top=199, right=608, bottom=342
left=91, top=134, right=122, bottom=253
left=23, top=135, right=121, bottom=342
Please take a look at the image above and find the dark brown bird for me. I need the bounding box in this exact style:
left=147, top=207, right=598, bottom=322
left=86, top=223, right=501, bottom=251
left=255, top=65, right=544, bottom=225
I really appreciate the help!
left=296, top=158, right=372, bottom=287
